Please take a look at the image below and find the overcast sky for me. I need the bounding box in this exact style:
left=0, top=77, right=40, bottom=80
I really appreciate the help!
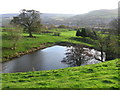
left=0, top=0, right=119, bottom=14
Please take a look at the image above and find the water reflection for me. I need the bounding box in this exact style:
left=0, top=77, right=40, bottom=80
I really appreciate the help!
left=61, top=45, right=106, bottom=66
left=2, top=45, right=106, bottom=73
left=2, top=45, right=69, bottom=73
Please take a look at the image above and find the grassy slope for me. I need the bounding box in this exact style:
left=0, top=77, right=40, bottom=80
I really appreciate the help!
left=2, top=59, right=119, bottom=88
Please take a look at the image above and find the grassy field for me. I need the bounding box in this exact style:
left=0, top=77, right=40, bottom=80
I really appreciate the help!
left=2, top=58, right=119, bottom=88
left=2, top=30, right=93, bottom=62
left=1, top=28, right=119, bottom=88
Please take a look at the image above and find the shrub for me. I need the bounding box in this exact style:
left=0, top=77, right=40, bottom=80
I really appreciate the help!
left=53, top=32, right=60, bottom=36
left=58, top=25, right=66, bottom=28
left=5, top=24, right=23, bottom=50
left=76, top=28, right=87, bottom=37
left=41, top=30, right=53, bottom=33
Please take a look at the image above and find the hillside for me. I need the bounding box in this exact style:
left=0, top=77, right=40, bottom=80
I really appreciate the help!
left=0, top=13, right=75, bottom=26
left=2, top=59, right=119, bottom=88
left=0, top=9, right=118, bottom=27
left=41, top=13, right=75, bottom=25
left=67, top=9, right=118, bottom=27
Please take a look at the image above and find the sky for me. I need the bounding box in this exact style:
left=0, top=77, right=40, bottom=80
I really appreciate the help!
left=0, top=0, right=119, bottom=14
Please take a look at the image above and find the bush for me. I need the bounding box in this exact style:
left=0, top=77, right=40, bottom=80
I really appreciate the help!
left=5, top=24, right=23, bottom=50
left=41, top=30, right=53, bottom=33
left=76, top=28, right=87, bottom=37
left=53, top=32, right=60, bottom=36
left=58, top=25, right=66, bottom=28
left=85, top=28, right=96, bottom=39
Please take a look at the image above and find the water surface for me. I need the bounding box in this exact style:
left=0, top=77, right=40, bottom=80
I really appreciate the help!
left=2, top=45, right=105, bottom=73
left=2, top=45, right=69, bottom=73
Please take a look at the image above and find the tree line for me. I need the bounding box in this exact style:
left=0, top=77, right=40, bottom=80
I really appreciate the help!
left=75, top=26, right=119, bottom=61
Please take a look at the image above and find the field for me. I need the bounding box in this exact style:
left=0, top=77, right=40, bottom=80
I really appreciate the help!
left=2, top=58, right=119, bottom=88
left=2, top=29, right=93, bottom=62
left=1, top=28, right=119, bottom=88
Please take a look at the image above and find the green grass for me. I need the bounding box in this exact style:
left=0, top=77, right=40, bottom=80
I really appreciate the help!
left=2, top=29, right=119, bottom=88
left=2, top=58, right=119, bottom=88
left=2, top=30, right=93, bottom=62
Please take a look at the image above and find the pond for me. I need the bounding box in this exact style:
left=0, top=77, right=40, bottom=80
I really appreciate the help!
left=2, top=45, right=106, bottom=73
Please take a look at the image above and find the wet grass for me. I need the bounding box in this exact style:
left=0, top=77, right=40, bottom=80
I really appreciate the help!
left=2, top=58, right=119, bottom=88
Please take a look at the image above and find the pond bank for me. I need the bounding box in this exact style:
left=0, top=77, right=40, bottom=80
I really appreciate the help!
left=2, top=41, right=94, bottom=63
left=2, top=42, right=54, bottom=62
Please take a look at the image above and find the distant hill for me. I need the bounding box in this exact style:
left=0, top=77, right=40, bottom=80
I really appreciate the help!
left=0, top=9, right=118, bottom=27
left=0, top=13, right=75, bottom=26
left=41, top=13, right=75, bottom=19
left=41, top=13, right=76, bottom=25
left=0, top=13, right=18, bottom=26
left=1, top=13, right=18, bottom=18
left=67, top=9, right=118, bottom=27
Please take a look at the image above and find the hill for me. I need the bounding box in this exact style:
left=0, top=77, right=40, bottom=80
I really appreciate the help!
left=67, top=9, right=118, bottom=27
left=2, top=58, right=119, bottom=88
left=40, top=13, right=75, bottom=25
left=0, top=13, right=75, bottom=26
left=0, top=9, right=118, bottom=27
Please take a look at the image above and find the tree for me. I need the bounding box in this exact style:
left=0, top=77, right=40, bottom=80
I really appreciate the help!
left=85, top=27, right=95, bottom=38
left=105, top=34, right=119, bottom=60
left=11, top=9, right=42, bottom=37
left=108, top=16, right=120, bottom=58
left=92, top=30, right=119, bottom=60
left=76, top=29, right=81, bottom=36
left=92, top=30, right=107, bottom=62
left=58, top=25, right=66, bottom=28
left=109, top=18, right=120, bottom=35
left=80, top=28, right=87, bottom=37
left=76, top=28, right=88, bottom=37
